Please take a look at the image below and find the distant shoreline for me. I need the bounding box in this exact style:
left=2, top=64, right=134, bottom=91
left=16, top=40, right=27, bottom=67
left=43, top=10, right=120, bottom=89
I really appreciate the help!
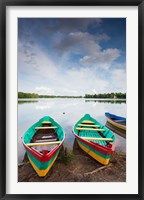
left=18, top=97, right=126, bottom=100
left=18, top=92, right=126, bottom=99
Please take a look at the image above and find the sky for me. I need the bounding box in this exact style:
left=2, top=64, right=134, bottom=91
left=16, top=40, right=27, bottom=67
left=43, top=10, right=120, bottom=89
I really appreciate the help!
left=18, top=18, right=126, bottom=96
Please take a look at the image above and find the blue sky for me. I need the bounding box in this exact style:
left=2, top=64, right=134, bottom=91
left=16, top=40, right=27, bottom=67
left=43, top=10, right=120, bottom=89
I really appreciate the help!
left=18, top=18, right=126, bottom=96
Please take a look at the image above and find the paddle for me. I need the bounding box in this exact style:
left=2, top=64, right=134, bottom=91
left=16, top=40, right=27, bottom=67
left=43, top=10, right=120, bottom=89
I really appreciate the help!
left=26, top=141, right=61, bottom=147
left=81, top=137, right=113, bottom=141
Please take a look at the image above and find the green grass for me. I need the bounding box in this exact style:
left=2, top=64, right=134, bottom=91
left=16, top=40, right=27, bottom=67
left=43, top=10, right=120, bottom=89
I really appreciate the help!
left=59, top=147, right=75, bottom=165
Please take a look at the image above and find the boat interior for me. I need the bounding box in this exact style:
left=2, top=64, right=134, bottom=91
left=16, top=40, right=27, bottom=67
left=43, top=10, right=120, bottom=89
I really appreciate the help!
left=76, top=120, right=109, bottom=146
left=28, top=121, right=60, bottom=153
left=31, top=121, right=58, bottom=143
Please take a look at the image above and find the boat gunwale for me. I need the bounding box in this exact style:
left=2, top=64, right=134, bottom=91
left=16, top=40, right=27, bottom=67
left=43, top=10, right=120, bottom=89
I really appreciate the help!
left=106, top=116, right=126, bottom=130
left=73, top=131, right=114, bottom=155
left=23, top=139, right=64, bottom=162
left=107, top=116, right=126, bottom=126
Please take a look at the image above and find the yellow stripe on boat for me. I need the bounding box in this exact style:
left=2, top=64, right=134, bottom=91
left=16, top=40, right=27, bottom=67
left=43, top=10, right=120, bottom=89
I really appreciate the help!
left=77, top=141, right=110, bottom=165
left=28, top=155, right=58, bottom=177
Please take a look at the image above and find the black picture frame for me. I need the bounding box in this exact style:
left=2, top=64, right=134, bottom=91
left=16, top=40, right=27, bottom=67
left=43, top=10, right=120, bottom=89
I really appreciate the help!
left=0, top=0, right=143, bottom=199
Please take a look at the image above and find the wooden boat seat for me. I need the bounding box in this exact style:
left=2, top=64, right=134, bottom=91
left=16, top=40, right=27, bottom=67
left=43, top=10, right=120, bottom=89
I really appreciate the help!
left=35, top=126, right=57, bottom=130
left=81, top=137, right=112, bottom=141
left=81, top=120, right=95, bottom=124
left=76, top=127, right=105, bottom=132
left=78, top=124, right=100, bottom=127
left=27, top=140, right=61, bottom=147
left=42, top=121, right=52, bottom=124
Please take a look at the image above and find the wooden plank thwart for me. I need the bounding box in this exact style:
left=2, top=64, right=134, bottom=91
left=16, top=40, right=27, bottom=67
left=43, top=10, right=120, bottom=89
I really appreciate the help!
left=42, top=121, right=52, bottom=124
left=27, top=140, right=61, bottom=147
left=35, top=126, right=57, bottom=130
left=82, top=120, right=95, bottom=124
left=76, top=127, right=105, bottom=132
left=81, top=137, right=113, bottom=141
left=78, top=124, right=100, bottom=127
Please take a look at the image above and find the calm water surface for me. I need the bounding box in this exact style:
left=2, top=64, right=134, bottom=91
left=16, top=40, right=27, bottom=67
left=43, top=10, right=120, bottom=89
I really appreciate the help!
left=18, top=98, right=126, bottom=163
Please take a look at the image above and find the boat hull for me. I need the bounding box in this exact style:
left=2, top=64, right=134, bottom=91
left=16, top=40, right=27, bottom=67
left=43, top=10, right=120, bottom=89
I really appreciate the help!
left=27, top=149, right=60, bottom=177
left=105, top=113, right=126, bottom=131
left=73, top=114, right=115, bottom=165
left=23, top=142, right=63, bottom=177
left=77, top=138, right=112, bottom=165
left=106, top=117, right=126, bottom=130
left=23, top=116, right=65, bottom=177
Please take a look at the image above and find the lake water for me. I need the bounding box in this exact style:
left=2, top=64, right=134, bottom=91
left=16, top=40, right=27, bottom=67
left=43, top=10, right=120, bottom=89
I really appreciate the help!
left=18, top=98, right=126, bottom=163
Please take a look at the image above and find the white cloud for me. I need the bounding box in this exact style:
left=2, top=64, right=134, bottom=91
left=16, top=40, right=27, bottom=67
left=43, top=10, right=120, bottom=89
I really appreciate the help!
left=109, top=68, right=126, bottom=92
left=18, top=40, right=60, bottom=80
left=18, top=35, right=125, bottom=96
left=80, top=48, right=121, bottom=70
left=54, top=31, right=120, bottom=70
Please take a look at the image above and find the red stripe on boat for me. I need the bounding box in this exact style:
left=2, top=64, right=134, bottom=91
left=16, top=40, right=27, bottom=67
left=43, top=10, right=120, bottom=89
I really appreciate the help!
left=75, top=134, right=114, bottom=155
left=23, top=142, right=63, bottom=162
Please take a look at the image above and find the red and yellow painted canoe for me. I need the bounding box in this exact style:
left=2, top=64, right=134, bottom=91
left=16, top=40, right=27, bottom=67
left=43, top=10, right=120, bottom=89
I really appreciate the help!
left=23, top=116, right=65, bottom=177
left=73, top=114, right=115, bottom=165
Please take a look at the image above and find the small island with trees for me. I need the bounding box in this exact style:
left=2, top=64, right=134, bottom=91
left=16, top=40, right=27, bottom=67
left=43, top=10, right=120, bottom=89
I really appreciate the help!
left=84, top=92, right=126, bottom=99
left=18, top=92, right=126, bottom=99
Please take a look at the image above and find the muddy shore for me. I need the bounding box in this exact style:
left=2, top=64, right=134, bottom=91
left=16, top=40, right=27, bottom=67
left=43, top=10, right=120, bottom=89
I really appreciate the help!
left=18, top=141, right=126, bottom=182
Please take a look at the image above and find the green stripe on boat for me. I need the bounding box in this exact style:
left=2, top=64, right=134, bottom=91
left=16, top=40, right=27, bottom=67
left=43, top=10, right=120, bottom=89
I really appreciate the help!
left=27, top=150, right=60, bottom=170
left=78, top=140, right=111, bottom=159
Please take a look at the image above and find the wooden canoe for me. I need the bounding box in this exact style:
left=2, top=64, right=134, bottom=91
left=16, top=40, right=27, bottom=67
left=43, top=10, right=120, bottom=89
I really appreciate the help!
left=22, top=116, right=65, bottom=177
left=105, top=112, right=126, bottom=131
left=73, top=114, right=115, bottom=165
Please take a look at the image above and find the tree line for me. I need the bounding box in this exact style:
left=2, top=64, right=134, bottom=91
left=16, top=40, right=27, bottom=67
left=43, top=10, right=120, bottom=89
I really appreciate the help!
left=18, top=92, right=39, bottom=98
left=18, top=92, right=126, bottom=99
left=84, top=92, right=126, bottom=99
left=18, top=92, right=82, bottom=98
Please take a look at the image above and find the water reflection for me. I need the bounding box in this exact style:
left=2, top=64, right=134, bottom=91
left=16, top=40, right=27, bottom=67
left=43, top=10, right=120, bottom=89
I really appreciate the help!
left=85, top=99, right=126, bottom=104
left=18, top=100, right=38, bottom=104
left=35, top=101, right=55, bottom=110
left=105, top=121, right=126, bottom=139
